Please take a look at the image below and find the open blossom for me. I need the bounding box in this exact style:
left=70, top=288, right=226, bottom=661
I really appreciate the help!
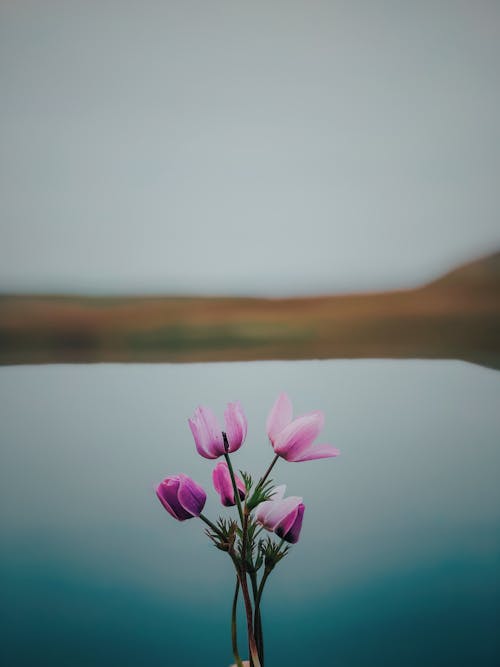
left=255, top=485, right=305, bottom=544
left=189, top=402, right=247, bottom=459
left=156, top=474, right=206, bottom=521
left=266, top=393, right=340, bottom=462
left=212, top=461, right=246, bottom=507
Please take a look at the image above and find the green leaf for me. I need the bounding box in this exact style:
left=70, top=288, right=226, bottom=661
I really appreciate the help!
left=260, top=537, right=290, bottom=570
left=205, top=517, right=239, bottom=552
left=240, top=470, right=253, bottom=493
left=246, top=478, right=276, bottom=511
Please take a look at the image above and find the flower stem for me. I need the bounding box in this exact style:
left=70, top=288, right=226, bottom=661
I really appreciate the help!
left=250, top=571, right=264, bottom=665
left=239, top=508, right=261, bottom=667
left=199, top=513, right=222, bottom=536
left=256, top=568, right=272, bottom=610
left=223, top=448, right=244, bottom=526
left=231, top=577, right=244, bottom=667
left=253, top=565, right=275, bottom=667
left=223, top=439, right=260, bottom=667
left=259, top=454, right=280, bottom=487
left=253, top=526, right=264, bottom=540
left=239, top=570, right=260, bottom=667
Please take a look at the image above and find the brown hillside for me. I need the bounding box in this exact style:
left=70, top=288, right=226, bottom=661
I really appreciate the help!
left=1, top=251, right=499, bottom=367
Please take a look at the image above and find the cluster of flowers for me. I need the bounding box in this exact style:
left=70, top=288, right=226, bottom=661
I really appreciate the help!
left=156, top=393, right=339, bottom=667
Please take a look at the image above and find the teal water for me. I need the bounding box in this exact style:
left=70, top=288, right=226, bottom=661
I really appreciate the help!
left=1, top=360, right=499, bottom=666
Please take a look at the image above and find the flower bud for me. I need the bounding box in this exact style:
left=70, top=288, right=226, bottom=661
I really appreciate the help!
left=212, top=461, right=246, bottom=507
left=255, top=484, right=305, bottom=544
left=156, top=474, right=206, bottom=521
left=274, top=502, right=305, bottom=544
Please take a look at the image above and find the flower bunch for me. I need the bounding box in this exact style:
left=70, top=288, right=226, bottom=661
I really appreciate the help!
left=155, top=393, right=339, bottom=667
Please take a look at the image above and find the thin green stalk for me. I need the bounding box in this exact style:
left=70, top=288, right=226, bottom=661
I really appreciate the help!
left=255, top=568, right=272, bottom=610
left=239, top=567, right=261, bottom=667
left=259, top=454, right=280, bottom=487
left=254, top=606, right=264, bottom=666
left=250, top=571, right=264, bottom=665
left=199, top=513, right=222, bottom=536
left=231, top=577, right=244, bottom=667
left=223, top=442, right=260, bottom=667
left=201, top=514, right=248, bottom=664
left=241, top=453, right=280, bottom=665
left=254, top=564, right=276, bottom=662
left=240, top=509, right=261, bottom=667
left=253, top=526, right=264, bottom=540
left=223, top=447, right=244, bottom=525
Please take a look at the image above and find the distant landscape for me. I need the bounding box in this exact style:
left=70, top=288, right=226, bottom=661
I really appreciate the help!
left=1, top=251, right=499, bottom=368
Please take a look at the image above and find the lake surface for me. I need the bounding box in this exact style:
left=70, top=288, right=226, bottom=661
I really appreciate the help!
left=1, top=360, right=499, bottom=666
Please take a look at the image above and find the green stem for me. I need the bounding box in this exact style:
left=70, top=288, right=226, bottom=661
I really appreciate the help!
left=250, top=571, right=264, bottom=665
left=259, top=454, right=280, bottom=487
left=256, top=568, right=272, bottom=610
left=223, top=437, right=259, bottom=665
left=231, top=577, right=244, bottom=667
left=254, top=606, right=264, bottom=666
left=199, top=513, right=222, bottom=537
left=253, top=526, right=264, bottom=540
left=223, top=448, right=244, bottom=526
left=254, top=567, right=275, bottom=667
left=240, top=509, right=261, bottom=667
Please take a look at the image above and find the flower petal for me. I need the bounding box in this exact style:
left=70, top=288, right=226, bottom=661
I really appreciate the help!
left=269, top=484, right=287, bottom=501
left=236, top=478, right=246, bottom=500
left=277, top=503, right=305, bottom=543
left=254, top=484, right=287, bottom=525
left=224, top=401, right=247, bottom=453
left=262, top=495, right=303, bottom=531
left=273, top=411, right=324, bottom=461
left=212, top=461, right=245, bottom=506
left=274, top=502, right=300, bottom=536
left=266, top=393, right=293, bottom=443
left=177, top=474, right=206, bottom=517
left=156, top=476, right=193, bottom=521
left=290, top=444, right=340, bottom=462
left=188, top=406, right=224, bottom=458
left=212, top=463, right=230, bottom=505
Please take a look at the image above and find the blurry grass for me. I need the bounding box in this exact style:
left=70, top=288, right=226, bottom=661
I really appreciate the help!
left=127, top=323, right=313, bottom=352
left=0, top=252, right=499, bottom=367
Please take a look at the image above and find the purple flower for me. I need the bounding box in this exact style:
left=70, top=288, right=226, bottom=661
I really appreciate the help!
left=266, top=393, right=340, bottom=462
left=254, top=485, right=305, bottom=544
left=189, top=402, right=247, bottom=459
left=212, top=461, right=246, bottom=507
left=156, top=474, right=206, bottom=521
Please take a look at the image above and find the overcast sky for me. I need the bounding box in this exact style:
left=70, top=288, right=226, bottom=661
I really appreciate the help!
left=1, top=1, right=499, bottom=296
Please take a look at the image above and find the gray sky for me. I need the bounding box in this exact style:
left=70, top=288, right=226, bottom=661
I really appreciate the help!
left=1, top=0, right=499, bottom=295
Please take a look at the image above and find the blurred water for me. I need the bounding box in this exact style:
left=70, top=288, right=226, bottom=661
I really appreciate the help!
left=0, top=360, right=499, bottom=666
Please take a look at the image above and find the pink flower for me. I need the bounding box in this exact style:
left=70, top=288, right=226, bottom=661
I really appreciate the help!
left=156, top=474, right=206, bottom=521
left=212, top=461, right=246, bottom=507
left=266, top=393, right=340, bottom=462
left=189, top=402, right=247, bottom=459
left=255, top=485, right=305, bottom=544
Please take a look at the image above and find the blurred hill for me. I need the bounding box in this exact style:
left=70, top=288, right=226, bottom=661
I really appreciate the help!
left=428, top=251, right=500, bottom=291
left=1, top=251, right=499, bottom=367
